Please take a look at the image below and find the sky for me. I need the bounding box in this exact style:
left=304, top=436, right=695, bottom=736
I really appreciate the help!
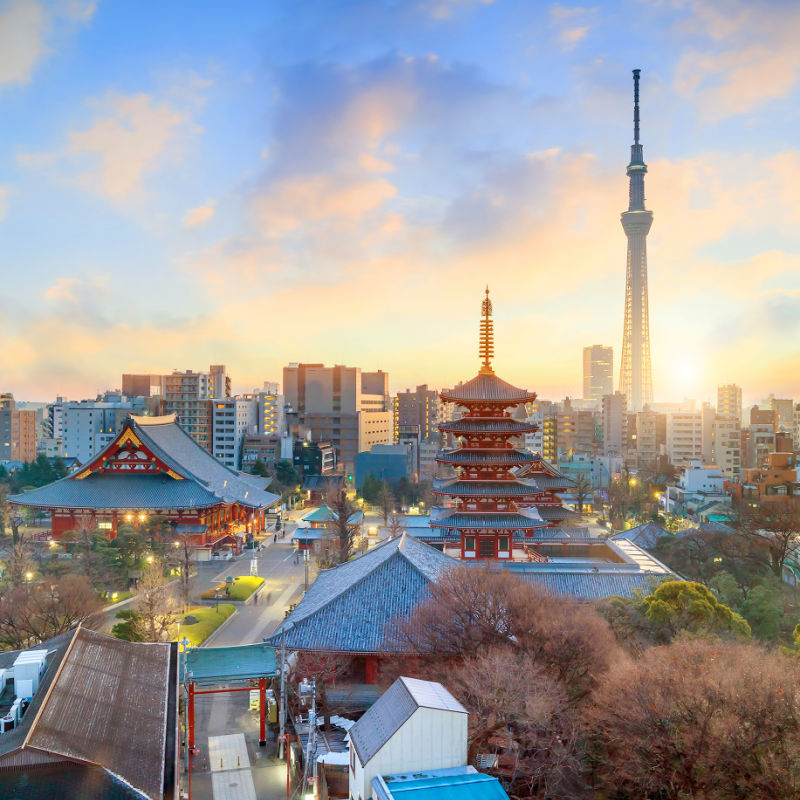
left=1, top=0, right=800, bottom=406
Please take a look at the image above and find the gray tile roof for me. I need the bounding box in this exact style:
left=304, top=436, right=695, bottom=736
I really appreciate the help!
left=9, top=473, right=222, bottom=510
left=432, top=512, right=549, bottom=529
left=9, top=415, right=280, bottom=512
left=535, top=506, right=578, bottom=520
left=440, top=418, right=536, bottom=434
left=440, top=373, right=535, bottom=403
left=267, top=535, right=455, bottom=653
left=132, top=416, right=279, bottom=509
left=507, top=569, right=669, bottom=600
left=437, top=448, right=536, bottom=465
left=349, top=677, right=466, bottom=766
left=433, top=479, right=543, bottom=498
left=610, top=521, right=670, bottom=550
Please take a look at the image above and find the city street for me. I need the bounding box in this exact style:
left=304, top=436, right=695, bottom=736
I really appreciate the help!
left=184, top=520, right=316, bottom=800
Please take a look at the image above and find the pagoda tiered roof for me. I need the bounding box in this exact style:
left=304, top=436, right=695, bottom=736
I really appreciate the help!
left=432, top=511, right=549, bottom=530
left=439, top=418, right=536, bottom=435
left=436, top=448, right=536, bottom=465
left=432, top=478, right=542, bottom=498
left=440, top=372, right=536, bottom=404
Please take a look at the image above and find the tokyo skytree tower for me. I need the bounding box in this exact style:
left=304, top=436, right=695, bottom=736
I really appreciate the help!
left=619, top=68, right=654, bottom=412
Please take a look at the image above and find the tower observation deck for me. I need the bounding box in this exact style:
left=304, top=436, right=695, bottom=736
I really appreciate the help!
left=619, top=68, right=654, bottom=411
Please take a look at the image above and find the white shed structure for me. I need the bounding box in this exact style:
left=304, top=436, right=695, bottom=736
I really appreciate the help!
left=348, top=676, right=468, bottom=800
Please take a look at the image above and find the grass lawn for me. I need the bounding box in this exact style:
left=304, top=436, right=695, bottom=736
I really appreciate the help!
left=200, top=575, right=264, bottom=601
left=175, top=604, right=235, bottom=649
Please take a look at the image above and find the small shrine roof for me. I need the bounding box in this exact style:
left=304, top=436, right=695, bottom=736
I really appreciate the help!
left=440, top=373, right=535, bottom=404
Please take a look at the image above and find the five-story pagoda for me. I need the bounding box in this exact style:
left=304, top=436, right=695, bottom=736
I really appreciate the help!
left=432, top=289, right=550, bottom=560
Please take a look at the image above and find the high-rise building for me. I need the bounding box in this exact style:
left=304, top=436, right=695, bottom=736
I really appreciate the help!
left=767, top=396, right=795, bottom=432
left=626, top=410, right=666, bottom=472
left=0, top=400, right=37, bottom=463
left=667, top=411, right=703, bottom=466
left=582, top=346, right=613, bottom=402
left=619, top=69, right=654, bottom=412
left=163, top=365, right=230, bottom=451
left=393, top=385, right=441, bottom=443
left=211, top=396, right=257, bottom=469
left=717, top=384, right=742, bottom=424
left=602, top=392, right=627, bottom=458
left=282, top=363, right=391, bottom=472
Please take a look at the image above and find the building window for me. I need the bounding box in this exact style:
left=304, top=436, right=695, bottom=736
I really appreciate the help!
left=499, top=536, right=509, bottom=551
left=465, top=536, right=475, bottom=551
left=479, top=538, right=495, bottom=558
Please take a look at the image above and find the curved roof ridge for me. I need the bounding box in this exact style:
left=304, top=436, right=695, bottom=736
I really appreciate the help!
left=272, top=536, right=454, bottom=636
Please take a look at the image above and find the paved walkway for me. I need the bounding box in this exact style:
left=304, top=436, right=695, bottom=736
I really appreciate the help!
left=208, top=734, right=257, bottom=800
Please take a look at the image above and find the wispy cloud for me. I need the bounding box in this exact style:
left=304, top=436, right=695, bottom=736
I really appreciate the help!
left=20, top=91, right=198, bottom=198
left=183, top=203, right=215, bottom=228
left=0, top=0, right=95, bottom=87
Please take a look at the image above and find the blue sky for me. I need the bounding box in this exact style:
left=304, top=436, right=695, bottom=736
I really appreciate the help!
left=2, top=0, right=800, bottom=405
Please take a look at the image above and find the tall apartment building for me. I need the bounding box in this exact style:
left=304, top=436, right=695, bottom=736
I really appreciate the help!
left=667, top=411, right=703, bottom=466
left=524, top=400, right=559, bottom=461
left=717, top=384, right=742, bottom=425
left=626, top=410, right=666, bottom=472
left=582, top=345, right=613, bottom=402
left=283, top=363, right=391, bottom=472
left=710, top=415, right=741, bottom=481
left=393, top=385, right=440, bottom=443
left=61, top=400, right=132, bottom=463
left=255, top=387, right=284, bottom=436
left=557, top=398, right=599, bottom=456
left=743, top=405, right=777, bottom=468
left=211, top=397, right=257, bottom=469
left=767, top=396, right=795, bottom=432
left=0, top=396, right=36, bottom=463
left=602, top=392, right=627, bottom=458
left=163, top=365, right=230, bottom=451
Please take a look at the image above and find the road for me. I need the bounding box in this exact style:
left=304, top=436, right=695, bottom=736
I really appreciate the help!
left=186, top=518, right=317, bottom=800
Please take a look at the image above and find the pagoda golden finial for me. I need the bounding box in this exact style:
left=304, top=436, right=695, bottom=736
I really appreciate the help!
left=479, top=286, right=494, bottom=374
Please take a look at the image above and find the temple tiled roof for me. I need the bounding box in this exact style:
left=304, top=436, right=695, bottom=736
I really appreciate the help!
left=436, top=448, right=536, bottom=465
left=432, top=479, right=541, bottom=497
left=8, top=473, right=222, bottom=510
left=534, top=506, right=579, bottom=520
left=266, top=534, right=454, bottom=653
left=440, top=373, right=535, bottom=403
left=439, top=418, right=536, bottom=434
left=9, top=415, right=280, bottom=512
left=432, top=512, right=549, bottom=529
left=507, top=569, right=669, bottom=600
left=610, top=521, right=670, bottom=550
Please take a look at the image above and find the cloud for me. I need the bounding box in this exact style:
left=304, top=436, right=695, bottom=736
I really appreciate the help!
left=183, top=203, right=215, bottom=228
left=549, top=4, right=594, bottom=50
left=21, top=92, right=196, bottom=198
left=0, top=185, right=10, bottom=220
left=424, top=0, right=494, bottom=21
left=252, top=171, right=396, bottom=237
left=0, top=0, right=96, bottom=88
left=673, top=0, right=800, bottom=121
left=0, top=0, right=49, bottom=85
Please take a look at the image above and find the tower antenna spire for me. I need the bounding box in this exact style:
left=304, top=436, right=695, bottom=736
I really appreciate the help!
left=479, top=286, right=494, bottom=375
left=632, top=68, right=641, bottom=144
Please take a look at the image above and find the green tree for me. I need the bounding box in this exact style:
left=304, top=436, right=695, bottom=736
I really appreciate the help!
left=274, top=459, right=300, bottom=489
left=642, top=580, right=751, bottom=640
left=250, top=458, right=270, bottom=477
left=740, top=579, right=783, bottom=640
left=360, top=473, right=381, bottom=505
